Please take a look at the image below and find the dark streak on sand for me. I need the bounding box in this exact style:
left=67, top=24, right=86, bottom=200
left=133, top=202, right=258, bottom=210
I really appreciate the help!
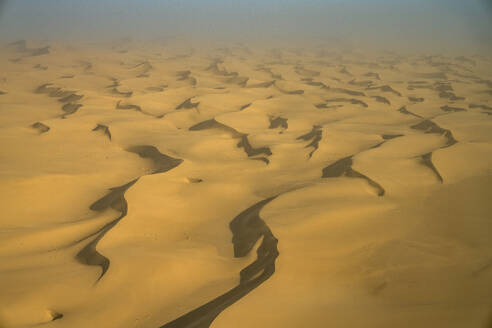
left=116, top=100, right=157, bottom=117
left=59, top=93, right=83, bottom=103
left=51, top=312, right=63, bottom=321
left=297, top=125, right=322, bottom=158
left=349, top=80, right=373, bottom=88
left=62, top=103, right=82, bottom=116
left=189, top=119, right=242, bottom=137
left=77, top=179, right=138, bottom=281
left=367, top=85, right=401, bottom=97
left=160, top=196, right=279, bottom=328
left=326, top=98, right=368, bottom=108
left=274, top=83, right=304, bottom=95
left=469, top=104, right=492, bottom=111
left=9, top=41, right=51, bottom=57
left=226, top=75, right=249, bottom=87
left=176, top=71, right=197, bottom=86
left=382, top=134, right=403, bottom=140
left=411, top=119, right=457, bottom=149
left=127, top=145, right=183, bottom=175
left=251, top=157, right=270, bottom=164
left=398, top=106, right=423, bottom=118
left=247, top=80, right=275, bottom=88
left=31, top=122, right=50, bottom=134
left=408, top=96, right=425, bottom=103
left=322, top=156, right=385, bottom=196
left=372, top=95, right=390, bottom=105
left=189, top=118, right=272, bottom=160
left=92, top=124, right=112, bottom=140
left=269, top=116, right=288, bottom=129
left=240, top=103, right=251, bottom=111
left=420, top=152, right=443, bottom=183
left=364, top=72, right=381, bottom=80
left=34, top=83, right=84, bottom=117
left=116, top=100, right=142, bottom=112
left=176, top=98, right=200, bottom=110
left=440, top=105, right=466, bottom=113
left=331, top=88, right=365, bottom=97
left=295, top=65, right=320, bottom=77
left=237, top=135, right=272, bottom=158
left=78, top=146, right=183, bottom=280
left=111, top=87, right=133, bottom=97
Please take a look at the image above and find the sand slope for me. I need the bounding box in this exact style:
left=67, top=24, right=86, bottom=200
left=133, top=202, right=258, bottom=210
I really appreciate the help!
left=0, top=41, right=491, bottom=328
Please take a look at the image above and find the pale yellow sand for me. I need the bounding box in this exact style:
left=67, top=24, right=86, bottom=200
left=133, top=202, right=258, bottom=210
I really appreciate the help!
left=0, top=41, right=491, bottom=328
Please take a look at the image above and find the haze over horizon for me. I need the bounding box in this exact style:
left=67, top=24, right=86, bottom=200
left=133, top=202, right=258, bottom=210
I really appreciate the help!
left=0, top=0, right=491, bottom=52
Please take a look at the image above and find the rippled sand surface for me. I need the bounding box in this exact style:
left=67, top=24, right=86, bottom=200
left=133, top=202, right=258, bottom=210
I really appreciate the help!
left=1, top=40, right=491, bottom=328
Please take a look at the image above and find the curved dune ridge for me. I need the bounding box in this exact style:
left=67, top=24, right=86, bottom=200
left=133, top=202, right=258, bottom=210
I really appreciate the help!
left=0, top=40, right=491, bottom=328
left=160, top=197, right=279, bottom=328
left=78, top=146, right=183, bottom=281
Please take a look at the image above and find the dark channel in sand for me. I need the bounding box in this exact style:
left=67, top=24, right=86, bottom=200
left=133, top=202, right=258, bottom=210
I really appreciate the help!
left=274, top=83, right=304, bottom=95
left=302, top=78, right=329, bottom=89
left=469, top=104, right=492, bottom=111
left=31, top=122, right=50, bottom=134
left=268, top=116, right=288, bottom=129
left=440, top=105, right=466, bottom=113
left=420, top=152, right=444, bottom=183
left=226, top=75, right=249, bottom=87
left=92, top=124, right=112, bottom=140
left=256, top=66, right=283, bottom=80
left=59, top=93, right=83, bottom=103
left=62, top=103, right=82, bottom=116
left=189, top=118, right=271, bottom=161
left=295, top=65, right=320, bottom=77
left=78, top=146, right=183, bottom=280
left=8, top=40, right=50, bottom=57
left=176, top=97, right=200, bottom=110
left=132, top=61, right=153, bottom=78
left=34, top=83, right=84, bottom=117
left=239, top=103, right=252, bottom=111
left=398, top=106, right=423, bottom=118
left=188, top=118, right=242, bottom=137
left=382, top=134, right=403, bottom=140
left=237, top=135, right=272, bottom=158
left=322, top=156, right=385, bottom=196
left=372, top=95, right=390, bottom=105
left=366, top=85, right=402, bottom=96
left=176, top=70, right=197, bottom=86
left=408, top=96, right=425, bottom=103
left=411, top=119, right=457, bottom=148
left=160, top=197, right=279, bottom=328
left=331, top=88, right=365, bottom=97
left=127, top=145, right=183, bottom=174
left=115, top=101, right=156, bottom=117
left=247, top=80, right=275, bottom=88
left=111, top=87, right=133, bottom=97
left=349, top=80, right=373, bottom=88
left=77, top=179, right=139, bottom=280
left=325, top=97, right=368, bottom=108
left=364, top=72, right=381, bottom=80
left=116, top=100, right=142, bottom=112
left=297, top=125, right=322, bottom=158
left=51, top=312, right=63, bottom=321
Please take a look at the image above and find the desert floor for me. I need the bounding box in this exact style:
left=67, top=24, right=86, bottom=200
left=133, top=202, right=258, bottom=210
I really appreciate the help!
left=0, top=40, right=491, bottom=328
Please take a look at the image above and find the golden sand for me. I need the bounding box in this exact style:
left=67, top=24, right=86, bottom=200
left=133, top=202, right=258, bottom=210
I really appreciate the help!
left=0, top=40, right=491, bottom=328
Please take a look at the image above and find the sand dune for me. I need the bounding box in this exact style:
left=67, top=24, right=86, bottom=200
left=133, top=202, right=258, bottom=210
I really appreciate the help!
left=0, top=40, right=491, bottom=328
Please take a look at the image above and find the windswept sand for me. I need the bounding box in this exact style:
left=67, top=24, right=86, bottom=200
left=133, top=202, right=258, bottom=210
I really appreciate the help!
left=0, top=40, right=491, bottom=328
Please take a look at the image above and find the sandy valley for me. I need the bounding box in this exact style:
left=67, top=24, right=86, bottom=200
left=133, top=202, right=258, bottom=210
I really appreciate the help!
left=0, top=39, right=491, bottom=327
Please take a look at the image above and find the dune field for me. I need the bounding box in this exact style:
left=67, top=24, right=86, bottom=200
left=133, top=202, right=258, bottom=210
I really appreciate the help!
left=0, top=40, right=491, bottom=328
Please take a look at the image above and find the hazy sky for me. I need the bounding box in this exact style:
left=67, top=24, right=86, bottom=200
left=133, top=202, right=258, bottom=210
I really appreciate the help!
left=0, top=0, right=491, bottom=51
